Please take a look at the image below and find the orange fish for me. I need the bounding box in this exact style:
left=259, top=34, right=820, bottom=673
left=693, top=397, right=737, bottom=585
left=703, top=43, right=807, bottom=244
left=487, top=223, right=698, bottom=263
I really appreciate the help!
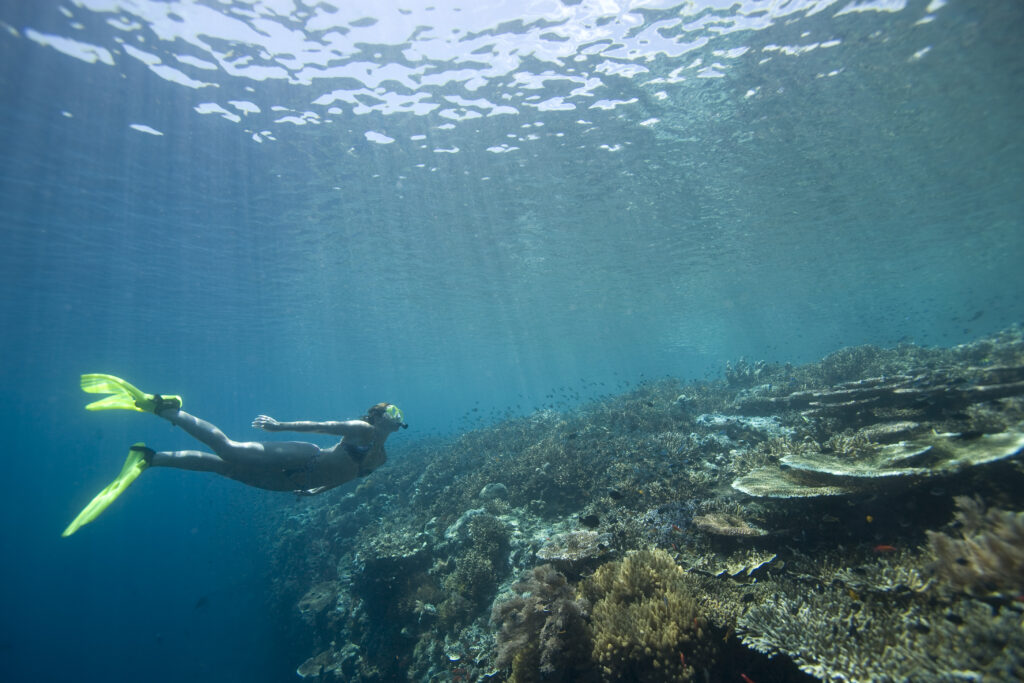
left=873, top=544, right=897, bottom=553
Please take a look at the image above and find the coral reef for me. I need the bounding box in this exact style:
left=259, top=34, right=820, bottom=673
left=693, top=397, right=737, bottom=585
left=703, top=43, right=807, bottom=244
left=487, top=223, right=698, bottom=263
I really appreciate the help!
left=267, top=325, right=1024, bottom=682
left=733, top=426, right=1024, bottom=498
left=296, top=643, right=362, bottom=680
left=927, top=495, right=1024, bottom=597
left=479, top=482, right=509, bottom=501
left=737, top=578, right=1024, bottom=681
left=490, top=564, right=591, bottom=683
left=580, top=549, right=715, bottom=682
left=692, top=512, right=767, bottom=537
left=725, top=357, right=769, bottom=387
left=535, top=530, right=611, bottom=576
left=297, top=581, right=339, bottom=622
left=737, top=364, right=1024, bottom=420
left=439, top=511, right=511, bottom=628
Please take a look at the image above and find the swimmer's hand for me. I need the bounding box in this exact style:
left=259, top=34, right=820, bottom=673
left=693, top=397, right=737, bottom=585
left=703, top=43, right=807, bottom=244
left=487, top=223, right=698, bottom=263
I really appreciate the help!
left=252, top=415, right=280, bottom=431
left=295, top=486, right=327, bottom=496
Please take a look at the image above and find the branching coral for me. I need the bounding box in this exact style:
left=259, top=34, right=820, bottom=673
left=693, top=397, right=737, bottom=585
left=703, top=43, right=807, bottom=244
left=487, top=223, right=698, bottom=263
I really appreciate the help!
left=580, top=549, right=714, bottom=682
left=927, top=495, right=1024, bottom=596
left=490, top=564, right=591, bottom=683
left=738, top=579, right=1024, bottom=681
left=438, top=513, right=511, bottom=629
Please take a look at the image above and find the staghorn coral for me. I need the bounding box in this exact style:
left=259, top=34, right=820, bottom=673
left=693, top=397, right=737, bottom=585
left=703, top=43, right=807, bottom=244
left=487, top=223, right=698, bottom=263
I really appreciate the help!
left=927, top=495, right=1024, bottom=596
left=830, top=556, right=934, bottom=596
left=490, top=564, right=592, bottom=683
left=738, top=579, right=1024, bottom=681
left=580, top=549, right=715, bottom=682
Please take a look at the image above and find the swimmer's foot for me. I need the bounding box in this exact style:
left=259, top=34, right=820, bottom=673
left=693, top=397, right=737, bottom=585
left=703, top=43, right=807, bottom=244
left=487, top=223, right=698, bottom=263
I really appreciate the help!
left=131, top=443, right=157, bottom=465
left=150, top=394, right=182, bottom=414
left=81, top=373, right=182, bottom=414
left=61, top=442, right=153, bottom=537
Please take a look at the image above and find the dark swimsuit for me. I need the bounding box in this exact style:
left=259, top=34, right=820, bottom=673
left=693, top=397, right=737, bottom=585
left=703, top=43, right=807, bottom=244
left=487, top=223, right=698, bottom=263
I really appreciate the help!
left=283, top=440, right=379, bottom=488
left=344, top=441, right=376, bottom=476
left=344, top=442, right=371, bottom=458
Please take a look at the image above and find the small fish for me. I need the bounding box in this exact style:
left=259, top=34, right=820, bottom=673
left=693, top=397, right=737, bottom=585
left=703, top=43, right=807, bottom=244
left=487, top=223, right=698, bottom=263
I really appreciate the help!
left=873, top=544, right=897, bottom=553
left=740, top=674, right=756, bottom=683
left=679, top=652, right=685, bottom=667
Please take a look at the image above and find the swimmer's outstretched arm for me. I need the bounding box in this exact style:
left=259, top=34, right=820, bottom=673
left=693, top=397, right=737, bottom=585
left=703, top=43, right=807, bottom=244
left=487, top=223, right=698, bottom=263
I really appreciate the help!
left=252, top=415, right=371, bottom=437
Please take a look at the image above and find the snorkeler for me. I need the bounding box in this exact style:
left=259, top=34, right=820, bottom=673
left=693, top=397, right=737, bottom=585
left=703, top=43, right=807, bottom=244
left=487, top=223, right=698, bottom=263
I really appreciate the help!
left=62, top=374, right=407, bottom=537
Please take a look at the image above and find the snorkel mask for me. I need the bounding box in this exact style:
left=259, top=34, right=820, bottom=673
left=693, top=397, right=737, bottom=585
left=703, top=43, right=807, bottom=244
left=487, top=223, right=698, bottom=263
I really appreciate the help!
left=385, top=404, right=408, bottom=429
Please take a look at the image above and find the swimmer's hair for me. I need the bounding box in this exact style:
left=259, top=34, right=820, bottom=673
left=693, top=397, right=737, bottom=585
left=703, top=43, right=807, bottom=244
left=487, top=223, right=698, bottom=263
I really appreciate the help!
left=363, top=403, right=390, bottom=424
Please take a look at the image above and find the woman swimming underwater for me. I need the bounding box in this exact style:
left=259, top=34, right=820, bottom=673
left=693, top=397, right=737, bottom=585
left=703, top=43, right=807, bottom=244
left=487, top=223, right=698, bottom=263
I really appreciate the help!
left=62, top=374, right=406, bottom=536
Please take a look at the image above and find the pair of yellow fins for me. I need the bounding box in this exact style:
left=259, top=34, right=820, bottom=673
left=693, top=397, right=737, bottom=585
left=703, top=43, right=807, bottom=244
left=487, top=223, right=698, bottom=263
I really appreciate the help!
left=62, top=374, right=182, bottom=537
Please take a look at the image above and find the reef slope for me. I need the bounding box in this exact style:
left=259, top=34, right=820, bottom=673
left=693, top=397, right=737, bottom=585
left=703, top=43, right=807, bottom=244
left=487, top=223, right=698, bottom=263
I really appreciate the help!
left=270, top=327, right=1024, bottom=682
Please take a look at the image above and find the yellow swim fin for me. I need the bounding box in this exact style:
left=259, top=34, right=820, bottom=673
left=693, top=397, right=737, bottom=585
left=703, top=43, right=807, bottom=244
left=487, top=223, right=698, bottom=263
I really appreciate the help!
left=62, top=443, right=153, bottom=537
left=80, top=373, right=181, bottom=413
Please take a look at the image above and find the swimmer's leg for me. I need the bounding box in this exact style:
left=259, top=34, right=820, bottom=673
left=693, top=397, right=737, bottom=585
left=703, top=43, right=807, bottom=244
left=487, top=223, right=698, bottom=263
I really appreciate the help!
left=158, top=409, right=320, bottom=469
left=149, top=449, right=231, bottom=474
left=152, top=446, right=320, bottom=492
left=157, top=409, right=235, bottom=453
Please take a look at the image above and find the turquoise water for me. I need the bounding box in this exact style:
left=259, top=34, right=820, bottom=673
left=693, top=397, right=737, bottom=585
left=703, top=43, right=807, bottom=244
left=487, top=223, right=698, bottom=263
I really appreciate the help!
left=1, top=1, right=1021, bottom=681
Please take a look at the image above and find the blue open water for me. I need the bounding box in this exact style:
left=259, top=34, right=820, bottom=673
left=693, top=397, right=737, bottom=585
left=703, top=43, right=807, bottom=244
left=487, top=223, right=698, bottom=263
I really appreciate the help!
left=1, top=1, right=1022, bottom=681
